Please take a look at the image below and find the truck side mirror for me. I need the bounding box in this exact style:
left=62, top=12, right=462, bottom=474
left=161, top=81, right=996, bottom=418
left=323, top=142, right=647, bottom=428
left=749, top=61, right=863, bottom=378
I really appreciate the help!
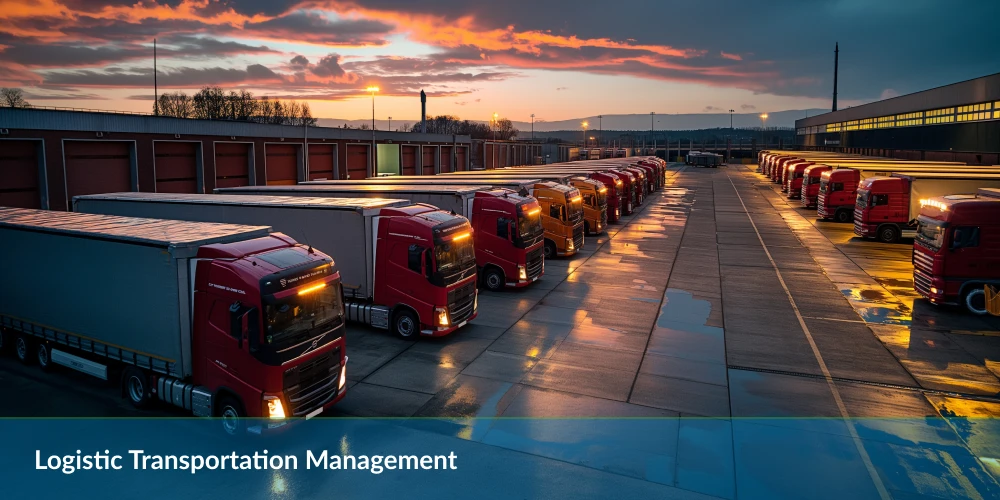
left=422, top=248, right=433, bottom=279
left=229, top=302, right=246, bottom=349
left=508, top=221, right=516, bottom=242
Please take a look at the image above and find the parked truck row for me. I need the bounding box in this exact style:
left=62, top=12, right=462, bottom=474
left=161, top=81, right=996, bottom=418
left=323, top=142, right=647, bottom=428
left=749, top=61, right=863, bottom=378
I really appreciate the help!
left=755, top=150, right=1000, bottom=315
left=0, top=157, right=667, bottom=430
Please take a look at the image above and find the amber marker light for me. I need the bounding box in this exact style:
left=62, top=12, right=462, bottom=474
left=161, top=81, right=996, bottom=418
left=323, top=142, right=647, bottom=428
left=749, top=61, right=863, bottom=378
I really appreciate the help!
left=297, top=282, right=327, bottom=295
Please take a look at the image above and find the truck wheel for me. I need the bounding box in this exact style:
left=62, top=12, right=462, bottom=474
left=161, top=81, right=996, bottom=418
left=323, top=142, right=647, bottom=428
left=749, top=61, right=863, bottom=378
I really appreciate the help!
left=834, top=209, right=852, bottom=223
left=483, top=267, right=505, bottom=292
left=14, top=335, right=33, bottom=364
left=877, top=226, right=899, bottom=243
left=36, top=343, right=53, bottom=372
left=122, top=366, right=152, bottom=409
left=217, top=396, right=246, bottom=436
left=392, top=309, right=419, bottom=339
left=543, top=240, right=557, bottom=259
left=963, top=287, right=988, bottom=315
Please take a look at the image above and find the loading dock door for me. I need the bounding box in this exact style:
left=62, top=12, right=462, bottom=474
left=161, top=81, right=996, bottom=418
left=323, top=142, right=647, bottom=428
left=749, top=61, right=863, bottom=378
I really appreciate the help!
left=456, top=146, right=467, bottom=172
left=346, top=144, right=369, bottom=179
left=154, top=142, right=200, bottom=193
left=0, top=140, right=41, bottom=208
left=308, top=144, right=335, bottom=180
left=422, top=147, right=436, bottom=175
left=439, top=146, right=453, bottom=173
left=265, top=144, right=299, bottom=185
left=64, top=141, right=132, bottom=203
left=401, top=145, right=418, bottom=175
left=214, top=142, right=251, bottom=188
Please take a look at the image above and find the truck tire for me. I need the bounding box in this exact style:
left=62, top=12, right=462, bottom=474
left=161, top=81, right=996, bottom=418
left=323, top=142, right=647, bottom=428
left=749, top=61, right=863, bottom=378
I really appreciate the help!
left=963, top=287, right=988, bottom=315
left=392, top=309, right=419, bottom=339
left=122, top=366, right=152, bottom=409
left=14, top=334, right=33, bottom=364
left=877, top=225, right=900, bottom=243
left=834, top=209, right=852, bottom=223
left=483, top=267, right=505, bottom=292
left=36, top=343, right=53, bottom=372
left=217, top=396, right=246, bottom=436
left=543, top=240, right=557, bottom=259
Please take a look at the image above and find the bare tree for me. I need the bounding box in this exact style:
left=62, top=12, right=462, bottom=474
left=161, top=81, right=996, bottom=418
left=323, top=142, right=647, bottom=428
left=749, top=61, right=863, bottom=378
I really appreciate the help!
left=298, top=102, right=317, bottom=126
left=192, top=86, right=225, bottom=120
left=157, top=91, right=193, bottom=118
left=286, top=101, right=302, bottom=125
left=1, top=87, right=30, bottom=108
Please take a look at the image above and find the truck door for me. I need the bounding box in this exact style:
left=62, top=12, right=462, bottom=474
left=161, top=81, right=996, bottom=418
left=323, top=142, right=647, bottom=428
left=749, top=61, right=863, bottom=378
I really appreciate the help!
left=949, top=225, right=982, bottom=279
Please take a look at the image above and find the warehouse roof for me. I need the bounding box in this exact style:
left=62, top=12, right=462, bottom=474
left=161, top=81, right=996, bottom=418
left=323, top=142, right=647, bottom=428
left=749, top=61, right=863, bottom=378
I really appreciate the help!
left=73, top=192, right=412, bottom=212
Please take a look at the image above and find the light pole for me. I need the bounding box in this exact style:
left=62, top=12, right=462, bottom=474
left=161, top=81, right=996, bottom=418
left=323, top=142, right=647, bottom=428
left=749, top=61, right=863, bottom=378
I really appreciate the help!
left=388, top=116, right=392, bottom=131
left=598, top=114, right=602, bottom=148
left=581, top=121, right=588, bottom=157
left=729, top=109, right=734, bottom=130
left=759, top=113, right=768, bottom=147
left=530, top=113, right=535, bottom=142
left=492, top=112, right=499, bottom=169
left=366, top=86, right=379, bottom=177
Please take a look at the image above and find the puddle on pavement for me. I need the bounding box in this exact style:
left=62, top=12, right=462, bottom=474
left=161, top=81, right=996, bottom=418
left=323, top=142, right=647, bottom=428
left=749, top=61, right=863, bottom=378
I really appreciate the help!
left=656, top=288, right=723, bottom=338
left=839, top=284, right=912, bottom=325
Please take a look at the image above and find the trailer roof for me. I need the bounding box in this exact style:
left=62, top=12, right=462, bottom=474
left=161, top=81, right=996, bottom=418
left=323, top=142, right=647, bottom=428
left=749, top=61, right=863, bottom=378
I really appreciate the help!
left=317, top=178, right=544, bottom=185
left=217, top=184, right=492, bottom=195
left=891, top=172, right=1000, bottom=179
left=0, top=206, right=271, bottom=248
left=76, top=192, right=412, bottom=212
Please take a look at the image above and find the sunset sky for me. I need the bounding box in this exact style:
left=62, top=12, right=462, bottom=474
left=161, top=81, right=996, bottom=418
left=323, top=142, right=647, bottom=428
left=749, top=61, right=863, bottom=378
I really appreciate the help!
left=1, top=0, right=997, bottom=125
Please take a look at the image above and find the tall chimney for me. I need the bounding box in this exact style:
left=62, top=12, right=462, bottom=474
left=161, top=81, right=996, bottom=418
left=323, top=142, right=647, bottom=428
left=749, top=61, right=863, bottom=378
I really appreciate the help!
left=420, top=90, right=427, bottom=133
left=832, top=43, right=839, bottom=112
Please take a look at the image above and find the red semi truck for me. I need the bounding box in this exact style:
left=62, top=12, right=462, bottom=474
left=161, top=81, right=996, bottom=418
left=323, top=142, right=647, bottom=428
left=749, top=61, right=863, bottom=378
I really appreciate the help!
left=74, top=193, right=478, bottom=338
left=0, top=208, right=347, bottom=433
left=782, top=161, right=815, bottom=196
left=853, top=172, right=1000, bottom=243
left=913, top=188, right=1000, bottom=314
left=215, top=184, right=545, bottom=291
left=800, top=165, right=834, bottom=207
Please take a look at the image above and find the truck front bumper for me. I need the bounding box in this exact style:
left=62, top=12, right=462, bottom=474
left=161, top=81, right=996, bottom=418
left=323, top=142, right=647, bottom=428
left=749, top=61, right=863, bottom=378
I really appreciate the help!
left=247, top=358, right=349, bottom=435
left=421, top=310, right=478, bottom=337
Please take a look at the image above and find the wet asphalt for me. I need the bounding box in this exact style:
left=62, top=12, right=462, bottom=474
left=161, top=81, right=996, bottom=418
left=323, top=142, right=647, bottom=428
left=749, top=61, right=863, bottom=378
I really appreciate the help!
left=4, top=162, right=1000, bottom=498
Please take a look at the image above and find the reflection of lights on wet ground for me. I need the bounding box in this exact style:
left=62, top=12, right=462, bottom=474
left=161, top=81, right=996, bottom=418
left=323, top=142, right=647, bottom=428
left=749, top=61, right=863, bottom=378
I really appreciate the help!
left=271, top=472, right=287, bottom=495
left=340, top=435, right=351, bottom=456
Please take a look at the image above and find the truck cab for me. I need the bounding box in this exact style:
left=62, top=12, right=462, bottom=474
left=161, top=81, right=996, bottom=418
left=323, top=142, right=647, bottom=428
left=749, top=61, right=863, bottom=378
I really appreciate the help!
left=801, top=165, right=833, bottom=207
left=193, top=237, right=348, bottom=427
left=784, top=162, right=814, bottom=197
left=623, top=167, right=647, bottom=204
left=470, top=189, right=545, bottom=290
left=374, top=204, right=479, bottom=335
left=588, top=171, right=624, bottom=222
left=913, top=191, right=1000, bottom=314
left=818, top=168, right=860, bottom=222
left=854, top=177, right=910, bottom=241
left=534, top=181, right=585, bottom=257
left=612, top=169, right=638, bottom=214
left=569, top=177, right=609, bottom=235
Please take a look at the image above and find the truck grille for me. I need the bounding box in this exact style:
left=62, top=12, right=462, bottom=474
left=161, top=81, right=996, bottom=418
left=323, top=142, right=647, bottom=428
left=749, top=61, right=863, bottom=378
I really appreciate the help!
left=600, top=210, right=608, bottom=228
left=525, top=246, right=544, bottom=280
left=572, top=223, right=584, bottom=250
left=913, top=269, right=932, bottom=296
left=817, top=194, right=827, bottom=216
left=448, top=279, right=477, bottom=324
left=283, top=349, right=339, bottom=417
left=912, top=249, right=934, bottom=274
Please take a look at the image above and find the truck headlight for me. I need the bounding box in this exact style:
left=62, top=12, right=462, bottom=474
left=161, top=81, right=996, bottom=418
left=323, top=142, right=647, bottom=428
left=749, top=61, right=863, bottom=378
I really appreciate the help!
left=435, top=307, right=450, bottom=327
left=567, top=239, right=574, bottom=251
left=474, top=291, right=478, bottom=311
left=930, top=287, right=941, bottom=294
left=339, top=363, right=347, bottom=389
left=264, top=395, right=286, bottom=420
left=518, top=265, right=527, bottom=280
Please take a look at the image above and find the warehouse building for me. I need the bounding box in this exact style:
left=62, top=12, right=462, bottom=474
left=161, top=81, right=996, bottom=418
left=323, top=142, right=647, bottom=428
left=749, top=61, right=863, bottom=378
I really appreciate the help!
left=0, top=107, right=471, bottom=211
left=796, top=72, right=1000, bottom=164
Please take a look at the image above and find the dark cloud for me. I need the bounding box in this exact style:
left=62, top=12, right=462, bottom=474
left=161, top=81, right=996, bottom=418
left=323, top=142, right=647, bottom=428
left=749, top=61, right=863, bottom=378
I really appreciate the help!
left=41, top=64, right=285, bottom=88
left=0, top=34, right=273, bottom=68
left=310, top=54, right=346, bottom=78
left=741, top=104, right=756, bottom=110
left=243, top=11, right=393, bottom=45
left=290, top=55, right=309, bottom=67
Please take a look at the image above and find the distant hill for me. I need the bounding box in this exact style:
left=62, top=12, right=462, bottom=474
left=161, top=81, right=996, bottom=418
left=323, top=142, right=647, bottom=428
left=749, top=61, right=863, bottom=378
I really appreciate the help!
left=316, top=109, right=827, bottom=133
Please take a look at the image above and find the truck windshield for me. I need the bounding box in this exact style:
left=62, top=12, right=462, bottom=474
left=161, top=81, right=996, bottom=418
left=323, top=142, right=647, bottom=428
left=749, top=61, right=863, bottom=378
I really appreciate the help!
left=857, top=190, right=869, bottom=207
left=820, top=178, right=829, bottom=192
left=793, top=171, right=805, bottom=179
left=568, top=195, right=584, bottom=223
left=916, top=216, right=947, bottom=252
left=263, top=281, right=343, bottom=364
left=435, top=234, right=476, bottom=285
left=517, top=203, right=543, bottom=244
